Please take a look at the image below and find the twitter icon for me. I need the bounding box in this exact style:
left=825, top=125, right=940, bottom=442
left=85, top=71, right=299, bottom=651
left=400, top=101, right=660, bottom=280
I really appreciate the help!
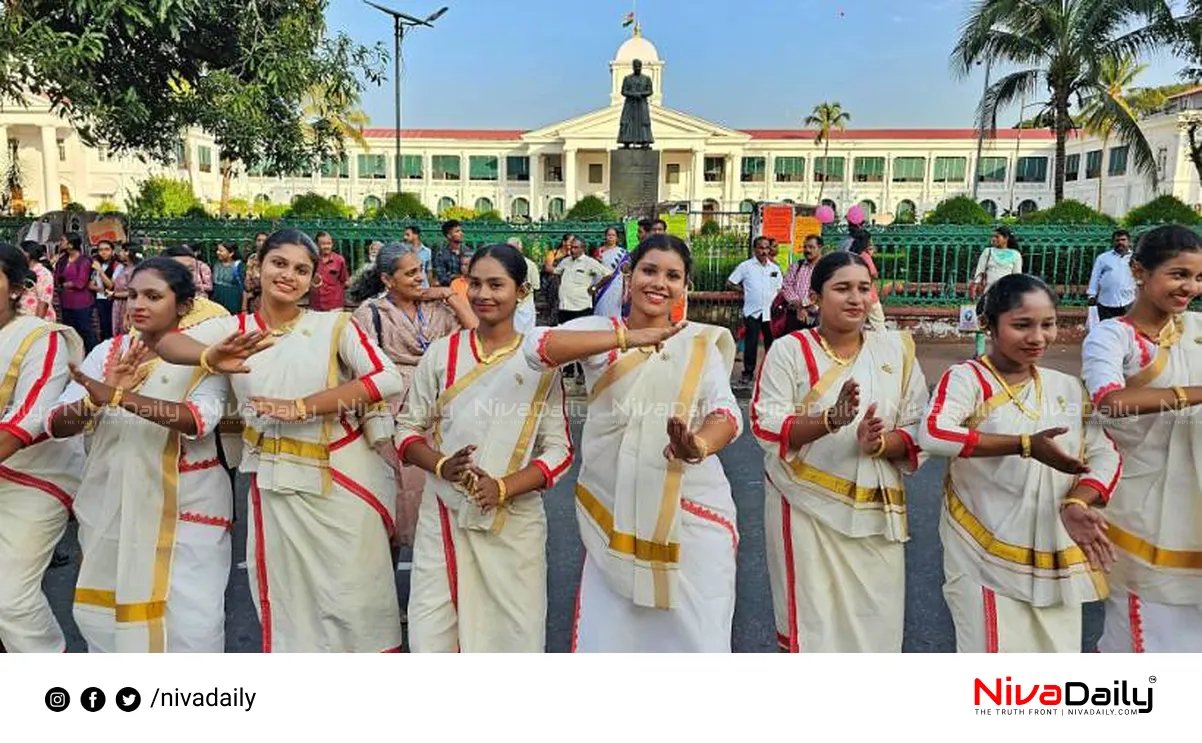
left=116, top=687, right=141, bottom=712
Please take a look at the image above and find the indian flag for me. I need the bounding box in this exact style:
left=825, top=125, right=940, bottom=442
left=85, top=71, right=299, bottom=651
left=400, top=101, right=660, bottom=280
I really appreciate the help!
left=622, top=11, right=634, bottom=27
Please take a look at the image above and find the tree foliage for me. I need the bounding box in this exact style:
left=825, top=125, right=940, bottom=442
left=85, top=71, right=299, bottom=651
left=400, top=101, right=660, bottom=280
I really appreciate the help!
left=374, top=192, right=433, bottom=220
left=286, top=193, right=354, bottom=219
left=1020, top=199, right=1116, bottom=225
left=125, top=177, right=201, bottom=218
left=565, top=195, right=618, bottom=221
left=923, top=196, right=993, bottom=225
left=0, top=1, right=386, bottom=178
left=951, top=0, right=1174, bottom=202
left=1124, top=195, right=1201, bottom=226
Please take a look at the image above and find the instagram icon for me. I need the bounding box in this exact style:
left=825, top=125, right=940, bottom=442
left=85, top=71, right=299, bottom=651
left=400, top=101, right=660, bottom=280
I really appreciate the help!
left=44, top=687, right=70, bottom=712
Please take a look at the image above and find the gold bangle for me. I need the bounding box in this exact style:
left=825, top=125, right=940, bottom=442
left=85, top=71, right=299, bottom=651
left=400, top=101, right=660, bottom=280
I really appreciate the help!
left=1172, top=385, right=1189, bottom=410
left=684, top=434, right=711, bottom=464
left=199, top=345, right=217, bottom=374
left=822, top=408, right=839, bottom=434
left=81, top=395, right=98, bottom=415
left=295, top=398, right=308, bottom=420
left=615, top=324, right=628, bottom=352
left=108, top=386, right=125, bottom=409
left=434, top=455, right=449, bottom=480
left=1061, top=497, right=1092, bottom=512
left=496, top=477, right=508, bottom=506
left=871, top=435, right=888, bottom=458
left=1020, top=434, right=1031, bottom=459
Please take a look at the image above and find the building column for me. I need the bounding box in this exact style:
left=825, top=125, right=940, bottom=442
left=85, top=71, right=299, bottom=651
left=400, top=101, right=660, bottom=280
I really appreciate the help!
left=530, top=152, right=540, bottom=220
left=723, top=154, right=737, bottom=210
left=71, top=133, right=90, bottom=206
left=40, top=125, right=59, bottom=212
left=498, top=153, right=507, bottom=215
left=764, top=151, right=774, bottom=202
left=187, top=139, right=201, bottom=193
left=690, top=149, right=704, bottom=211
left=563, top=147, right=577, bottom=210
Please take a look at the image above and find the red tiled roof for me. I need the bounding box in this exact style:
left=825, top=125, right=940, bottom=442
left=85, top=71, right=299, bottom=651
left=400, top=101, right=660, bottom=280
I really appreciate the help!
left=356, top=126, right=1060, bottom=142
left=1166, top=85, right=1202, bottom=100
left=742, top=128, right=1058, bottom=140
left=360, top=128, right=526, bottom=140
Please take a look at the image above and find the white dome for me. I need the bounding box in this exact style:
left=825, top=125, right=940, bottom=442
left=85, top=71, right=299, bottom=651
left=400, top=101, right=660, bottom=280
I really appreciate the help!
left=614, top=35, right=660, bottom=64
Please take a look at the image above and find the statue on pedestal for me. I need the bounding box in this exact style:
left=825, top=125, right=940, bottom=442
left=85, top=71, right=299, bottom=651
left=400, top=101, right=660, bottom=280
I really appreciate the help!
left=618, top=59, right=653, bottom=149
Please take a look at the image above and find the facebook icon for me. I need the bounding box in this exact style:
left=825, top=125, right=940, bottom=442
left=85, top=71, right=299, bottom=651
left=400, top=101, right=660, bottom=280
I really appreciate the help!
left=81, top=687, right=106, bottom=712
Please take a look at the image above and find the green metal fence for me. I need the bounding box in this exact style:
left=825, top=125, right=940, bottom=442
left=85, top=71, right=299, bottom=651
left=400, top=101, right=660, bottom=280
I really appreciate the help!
left=0, top=216, right=1171, bottom=305
left=821, top=224, right=1153, bottom=307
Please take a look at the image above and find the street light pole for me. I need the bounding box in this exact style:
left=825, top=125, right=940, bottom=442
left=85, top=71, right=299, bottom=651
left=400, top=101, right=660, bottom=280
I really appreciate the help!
left=364, top=3, right=448, bottom=198
left=972, top=59, right=992, bottom=201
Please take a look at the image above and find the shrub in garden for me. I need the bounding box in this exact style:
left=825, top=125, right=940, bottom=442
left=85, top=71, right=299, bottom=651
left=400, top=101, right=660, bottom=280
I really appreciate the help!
left=922, top=196, right=992, bottom=225
left=1125, top=195, right=1200, bottom=227
left=1020, top=199, right=1115, bottom=225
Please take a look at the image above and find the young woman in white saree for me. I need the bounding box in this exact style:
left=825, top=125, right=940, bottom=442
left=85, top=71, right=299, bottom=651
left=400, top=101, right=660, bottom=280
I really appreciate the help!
left=48, top=258, right=235, bottom=652
left=523, top=233, right=742, bottom=652
left=395, top=244, right=573, bottom=652
left=921, top=274, right=1121, bottom=653
left=0, top=243, right=84, bottom=652
left=155, top=229, right=405, bottom=653
left=1082, top=225, right=1202, bottom=652
left=350, top=243, right=476, bottom=551
left=752, top=252, right=930, bottom=652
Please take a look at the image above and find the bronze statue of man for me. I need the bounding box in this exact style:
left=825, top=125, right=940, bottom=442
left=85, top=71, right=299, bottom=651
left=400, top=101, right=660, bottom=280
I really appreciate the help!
left=618, top=59, right=653, bottom=148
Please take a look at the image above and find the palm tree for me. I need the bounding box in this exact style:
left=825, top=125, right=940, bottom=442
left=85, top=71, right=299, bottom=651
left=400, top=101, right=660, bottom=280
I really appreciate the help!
left=1079, top=55, right=1159, bottom=211
left=804, top=102, right=851, bottom=202
left=951, top=0, right=1173, bottom=203
left=302, top=85, right=370, bottom=205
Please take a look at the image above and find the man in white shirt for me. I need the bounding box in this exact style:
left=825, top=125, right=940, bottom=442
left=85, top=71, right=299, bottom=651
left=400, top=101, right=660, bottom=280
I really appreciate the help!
left=728, top=236, right=783, bottom=384
left=506, top=237, right=542, bottom=334
left=555, top=237, right=611, bottom=380
left=1087, top=229, right=1136, bottom=321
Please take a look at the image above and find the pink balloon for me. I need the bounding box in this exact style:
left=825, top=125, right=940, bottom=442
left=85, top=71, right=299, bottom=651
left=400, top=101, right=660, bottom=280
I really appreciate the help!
left=815, top=205, right=835, bottom=224
left=847, top=204, right=865, bottom=225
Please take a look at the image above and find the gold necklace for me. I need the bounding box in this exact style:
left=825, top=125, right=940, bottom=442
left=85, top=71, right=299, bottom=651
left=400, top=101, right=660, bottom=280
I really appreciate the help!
left=475, top=332, right=521, bottom=365
left=816, top=331, right=860, bottom=366
left=263, top=309, right=305, bottom=337
left=980, top=355, right=1042, bottom=420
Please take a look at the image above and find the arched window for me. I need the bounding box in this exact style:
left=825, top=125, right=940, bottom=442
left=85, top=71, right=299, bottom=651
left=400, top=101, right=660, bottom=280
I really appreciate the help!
left=437, top=196, right=456, bottom=214
left=510, top=197, right=530, bottom=219
left=896, top=199, right=917, bottom=223
left=859, top=200, right=877, bottom=220
left=1017, top=199, right=1039, bottom=216
left=702, top=198, right=720, bottom=224
left=548, top=197, right=565, bottom=219
left=980, top=199, right=998, bottom=217
left=474, top=197, right=493, bottom=213
left=820, top=198, right=838, bottom=217
left=739, top=199, right=756, bottom=213
left=363, top=195, right=383, bottom=212
left=253, top=193, right=271, bottom=206
left=782, top=198, right=795, bottom=205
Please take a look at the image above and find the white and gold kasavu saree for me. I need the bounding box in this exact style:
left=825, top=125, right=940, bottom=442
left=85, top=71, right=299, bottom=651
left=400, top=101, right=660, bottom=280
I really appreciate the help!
left=397, top=330, right=572, bottom=652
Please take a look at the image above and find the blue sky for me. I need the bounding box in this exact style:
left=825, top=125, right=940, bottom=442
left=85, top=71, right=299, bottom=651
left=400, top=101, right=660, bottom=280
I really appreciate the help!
left=327, top=0, right=1188, bottom=131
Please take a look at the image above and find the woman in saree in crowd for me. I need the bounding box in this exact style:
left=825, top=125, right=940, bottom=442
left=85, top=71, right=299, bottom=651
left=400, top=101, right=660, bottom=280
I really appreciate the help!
left=922, top=273, right=1120, bottom=652
left=752, top=251, right=929, bottom=652
left=155, top=228, right=405, bottom=653
left=48, top=257, right=236, bottom=652
left=0, top=242, right=84, bottom=652
left=1082, top=224, right=1202, bottom=652
left=524, top=233, right=742, bottom=652
left=396, top=243, right=572, bottom=652
left=349, top=242, right=476, bottom=549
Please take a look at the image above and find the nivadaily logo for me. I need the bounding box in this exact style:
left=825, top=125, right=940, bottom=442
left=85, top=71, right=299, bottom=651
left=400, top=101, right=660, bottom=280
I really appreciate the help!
left=974, top=677, right=1154, bottom=715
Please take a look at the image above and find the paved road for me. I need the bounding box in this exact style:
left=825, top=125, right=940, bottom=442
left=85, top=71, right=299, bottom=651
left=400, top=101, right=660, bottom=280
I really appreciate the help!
left=43, top=402, right=1103, bottom=652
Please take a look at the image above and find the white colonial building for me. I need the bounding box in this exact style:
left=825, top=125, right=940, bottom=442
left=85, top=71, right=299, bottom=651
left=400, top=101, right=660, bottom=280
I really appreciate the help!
left=2, top=30, right=1200, bottom=223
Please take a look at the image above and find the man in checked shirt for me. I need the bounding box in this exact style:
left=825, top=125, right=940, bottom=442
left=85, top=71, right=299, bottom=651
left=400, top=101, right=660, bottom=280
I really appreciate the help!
left=779, top=234, right=824, bottom=331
